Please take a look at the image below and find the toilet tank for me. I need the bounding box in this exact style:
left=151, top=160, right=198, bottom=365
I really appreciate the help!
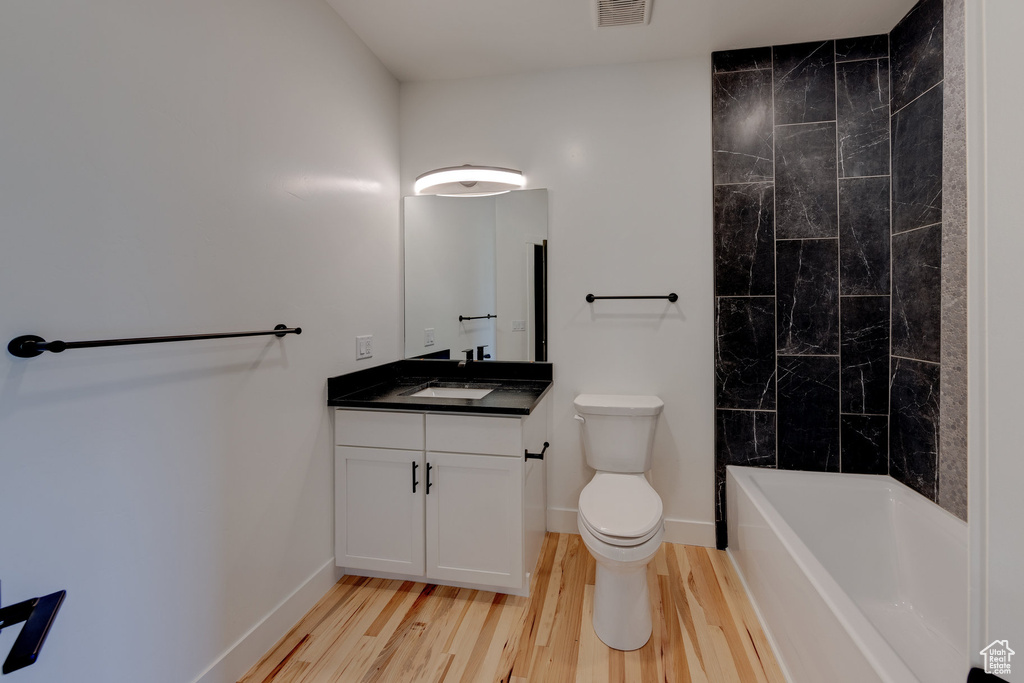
left=573, top=394, right=664, bottom=473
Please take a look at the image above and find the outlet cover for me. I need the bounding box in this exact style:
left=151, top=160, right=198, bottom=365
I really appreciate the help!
left=356, top=335, right=373, bottom=359
left=424, top=328, right=435, bottom=346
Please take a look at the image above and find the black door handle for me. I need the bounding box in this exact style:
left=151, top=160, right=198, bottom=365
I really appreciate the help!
left=426, top=463, right=433, bottom=494
left=412, top=461, right=419, bottom=493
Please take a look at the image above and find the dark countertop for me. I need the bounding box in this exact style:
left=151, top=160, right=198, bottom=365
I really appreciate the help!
left=327, top=359, right=552, bottom=416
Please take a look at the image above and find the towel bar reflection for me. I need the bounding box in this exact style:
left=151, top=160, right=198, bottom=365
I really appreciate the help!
left=8, top=324, right=301, bottom=359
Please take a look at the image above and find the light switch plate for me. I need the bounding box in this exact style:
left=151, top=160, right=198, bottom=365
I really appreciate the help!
left=424, top=328, right=435, bottom=346
left=512, top=320, right=526, bottom=331
left=356, top=335, right=373, bottom=359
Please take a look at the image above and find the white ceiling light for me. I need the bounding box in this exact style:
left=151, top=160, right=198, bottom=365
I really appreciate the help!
left=414, top=165, right=525, bottom=197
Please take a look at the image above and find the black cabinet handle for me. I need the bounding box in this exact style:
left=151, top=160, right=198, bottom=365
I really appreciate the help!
left=426, top=463, right=433, bottom=494
left=412, top=461, right=419, bottom=493
left=525, top=442, right=550, bottom=460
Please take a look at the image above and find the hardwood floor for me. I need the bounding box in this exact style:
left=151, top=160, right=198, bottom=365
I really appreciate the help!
left=239, top=533, right=785, bottom=683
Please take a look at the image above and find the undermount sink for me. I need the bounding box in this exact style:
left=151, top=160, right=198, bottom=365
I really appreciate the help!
left=403, top=382, right=501, bottom=400
left=409, top=386, right=495, bottom=400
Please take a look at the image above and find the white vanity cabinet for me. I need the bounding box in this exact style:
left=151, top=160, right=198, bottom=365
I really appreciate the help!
left=333, top=397, right=548, bottom=595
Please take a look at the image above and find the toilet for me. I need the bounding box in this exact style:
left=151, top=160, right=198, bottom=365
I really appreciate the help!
left=574, top=394, right=665, bottom=651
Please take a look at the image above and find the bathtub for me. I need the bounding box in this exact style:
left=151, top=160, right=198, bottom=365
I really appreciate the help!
left=726, top=466, right=968, bottom=683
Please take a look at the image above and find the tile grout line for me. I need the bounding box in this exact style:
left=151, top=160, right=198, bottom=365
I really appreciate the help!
left=774, top=120, right=838, bottom=128
left=893, top=221, right=942, bottom=236
left=891, top=77, right=944, bottom=118
left=892, top=354, right=941, bottom=366
left=835, top=55, right=890, bottom=65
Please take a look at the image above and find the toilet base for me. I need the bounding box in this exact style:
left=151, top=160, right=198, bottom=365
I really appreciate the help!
left=592, top=561, right=653, bottom=650
left=578, top=517, right=665, bottom=651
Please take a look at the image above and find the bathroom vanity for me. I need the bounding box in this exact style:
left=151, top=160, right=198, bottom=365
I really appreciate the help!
left=327, top=360, right=552, bottom=596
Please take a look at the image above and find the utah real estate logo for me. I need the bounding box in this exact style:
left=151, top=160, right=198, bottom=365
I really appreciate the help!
left=980, top=640, right=1014, bottom=676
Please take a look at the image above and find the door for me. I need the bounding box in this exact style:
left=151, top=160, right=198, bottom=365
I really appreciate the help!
left=425, top=451, right=523, bottom=589
left=335, top=446, right=425, bottom=575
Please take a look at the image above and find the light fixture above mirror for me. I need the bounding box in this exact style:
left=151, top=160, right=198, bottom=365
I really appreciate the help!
left=414, top=165, right=525, bottom=197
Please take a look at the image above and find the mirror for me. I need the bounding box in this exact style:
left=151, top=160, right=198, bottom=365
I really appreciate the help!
left=404, top=189, right=548, bottom=362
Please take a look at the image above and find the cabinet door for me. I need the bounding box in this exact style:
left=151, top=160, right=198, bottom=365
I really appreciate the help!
left=425, top=452, right=523, bottom=589
left=336, top=446, right=424, bottom=575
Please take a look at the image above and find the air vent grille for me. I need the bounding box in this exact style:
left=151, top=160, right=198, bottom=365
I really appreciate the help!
left=596, top=0, right=651, bottom=27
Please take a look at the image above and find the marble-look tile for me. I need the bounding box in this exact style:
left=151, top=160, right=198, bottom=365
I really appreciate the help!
left=892, top=224, right=942, bottom=363
left=777, top=356, right=840, bottom=472
left=841, top=415, right=889, bottom=475
left=840, top=177, right=891, bottom=295
left=775, top=123, right=838, bottom=238
left=773, top=41, right=836, bottom=125
left=890, top=357, right=940, bottom=500
left=716, top=298, right=777, bottom=409
left=714, top=409, right=776, bottom=544
left=835, top=34, right=889, bottom=62
left=713, top=47, right=772, bottom=73
left=837, top=59, right=890, bottom=177
left=841, top=296, right=891, bottom=414
left=892, top=83, right=943, bottom=233
left=776, top=239, right=839, bottom=355
left=713, top=69, right=774, bottom=185
left=891, top=0, right=944, bottom=113
left=714, top=183, right=775, bottom=296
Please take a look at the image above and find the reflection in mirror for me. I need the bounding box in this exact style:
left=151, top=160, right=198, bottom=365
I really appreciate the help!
left=404, top=189, right=548, bottom=362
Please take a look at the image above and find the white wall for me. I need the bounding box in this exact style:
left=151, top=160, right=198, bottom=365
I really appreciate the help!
left=0, top=1, right=400, bottom=682
left=401, top=59, right=716, bottom=545
left=968, top=1, right=1024, bottom=677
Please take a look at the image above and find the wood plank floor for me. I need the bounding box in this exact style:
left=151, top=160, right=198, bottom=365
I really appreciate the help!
left=239, top=533, right=786, bottom=683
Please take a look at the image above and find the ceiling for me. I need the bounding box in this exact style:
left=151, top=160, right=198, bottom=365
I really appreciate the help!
left=325, top=0, right=918, bottom=83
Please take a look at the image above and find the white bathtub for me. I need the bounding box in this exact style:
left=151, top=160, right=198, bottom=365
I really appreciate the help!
left=726, top=466, right=968, bottom=683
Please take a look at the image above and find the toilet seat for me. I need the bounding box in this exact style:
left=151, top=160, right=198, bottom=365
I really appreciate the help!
left=578, top=473, right=663, bottom=547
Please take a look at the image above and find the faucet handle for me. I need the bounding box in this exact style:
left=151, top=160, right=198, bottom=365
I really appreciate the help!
left=476, top=344, right=490, bottom=360
left=461, top=348, right=474, bottom=361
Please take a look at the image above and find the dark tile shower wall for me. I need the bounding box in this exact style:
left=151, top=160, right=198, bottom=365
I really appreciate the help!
left=889, top=0, right=945, bottom=501
left=712, top=0, right=949, bottom=548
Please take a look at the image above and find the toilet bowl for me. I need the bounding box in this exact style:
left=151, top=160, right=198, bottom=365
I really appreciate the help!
left=574, top=394, right=665, bottom=651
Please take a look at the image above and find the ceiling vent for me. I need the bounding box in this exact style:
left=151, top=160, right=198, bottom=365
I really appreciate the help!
left=595, top=0, right=652, bottom=27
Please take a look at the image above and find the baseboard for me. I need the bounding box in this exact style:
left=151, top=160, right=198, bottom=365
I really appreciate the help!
left=662, top=518, right=716, bottom=547
left=546, top=507, right=716, bottom=548
left=190, top=559, right=343, bottom=683
left=546, top=507, right=579, bottom=534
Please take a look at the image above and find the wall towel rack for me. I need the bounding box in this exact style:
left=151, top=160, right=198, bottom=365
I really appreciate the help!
left=458, top=314, right=496, bottom=322
left=0, top=582, right=66, bottom=674
left=7, top=324, right=301, bottom=359
left=586, top=293, right=678, bottom=303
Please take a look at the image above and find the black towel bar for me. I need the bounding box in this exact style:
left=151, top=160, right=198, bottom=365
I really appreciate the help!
left=0, top=583, right=66, bottom=674
left=458, top=314, right=496, bottom=322
left=586, top=293, right=678, bottom=303
left=8, top=324, right=301, bottom=358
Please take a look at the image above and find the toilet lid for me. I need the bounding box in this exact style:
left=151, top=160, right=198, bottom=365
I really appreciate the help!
left=579, top=473, right=663, bottom=542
